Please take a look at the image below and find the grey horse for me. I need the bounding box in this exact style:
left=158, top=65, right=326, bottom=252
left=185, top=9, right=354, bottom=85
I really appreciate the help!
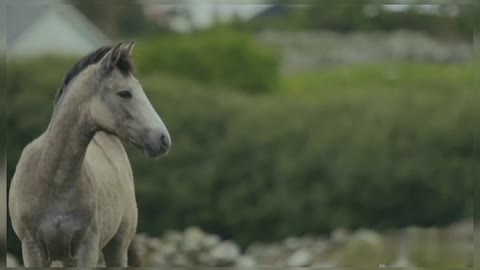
left=9, top=41, right=171, bottom=267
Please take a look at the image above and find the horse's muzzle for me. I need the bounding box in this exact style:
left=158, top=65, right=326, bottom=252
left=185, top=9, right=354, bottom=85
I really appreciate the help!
left=143, top=130, right=171, bottom=158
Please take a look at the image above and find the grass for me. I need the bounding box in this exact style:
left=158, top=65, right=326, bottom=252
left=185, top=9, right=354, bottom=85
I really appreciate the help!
left=279, top=61, right=475, bottom=98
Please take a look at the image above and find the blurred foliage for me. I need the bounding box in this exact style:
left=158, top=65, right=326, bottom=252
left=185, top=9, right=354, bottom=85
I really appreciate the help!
left=0, top=52, right=5, bottom=157
left=245, top=1, right=473, bottom=41
left=135, top=28, right=281, bottom=94
left=69, top=0, right=163, bottom=38
left=68, top=0, right=475, bottom=42
left=6, top=57, right=476, bottom=252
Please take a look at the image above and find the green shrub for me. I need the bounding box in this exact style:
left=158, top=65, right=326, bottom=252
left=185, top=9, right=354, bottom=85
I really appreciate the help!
left=133, top=65, right=475, bottom=244
left=134, top=29, right=281, bottom=94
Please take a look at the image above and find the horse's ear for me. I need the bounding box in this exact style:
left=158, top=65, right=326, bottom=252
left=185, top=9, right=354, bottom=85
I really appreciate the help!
left=99, top=42, right=123, bottom=71
left=125, top=41, right=135, bottom=57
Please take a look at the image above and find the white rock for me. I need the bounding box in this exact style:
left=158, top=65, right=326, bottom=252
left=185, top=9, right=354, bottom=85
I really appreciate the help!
left=349, top=229, right=382, bottom=249
left=203, top=234, right=220, bottom=249
left=210, top=240, right=241, bottom=266
left=236, top=255, right=257, bottom=268
left=183, top=226, right=205, bottom=253
left=163, top=230, right=183, bottom=246
left=7, top=253, right=19, bottom=267
left=287, top=249, right=313, bottom=267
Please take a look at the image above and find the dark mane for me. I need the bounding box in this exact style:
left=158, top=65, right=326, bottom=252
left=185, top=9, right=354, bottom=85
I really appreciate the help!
left=54, top=46, right=133, bottom=105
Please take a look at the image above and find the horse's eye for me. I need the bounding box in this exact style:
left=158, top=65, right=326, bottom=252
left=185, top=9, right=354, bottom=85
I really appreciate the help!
left=117, top=90, right=132, bottom=99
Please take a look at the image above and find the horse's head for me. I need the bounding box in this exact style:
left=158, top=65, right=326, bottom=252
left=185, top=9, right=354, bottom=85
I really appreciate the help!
left=89, top=42, right=171, bottom=158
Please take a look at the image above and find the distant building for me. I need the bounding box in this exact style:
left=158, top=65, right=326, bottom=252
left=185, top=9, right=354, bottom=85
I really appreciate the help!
left=6, top=0, right=111, bottom=58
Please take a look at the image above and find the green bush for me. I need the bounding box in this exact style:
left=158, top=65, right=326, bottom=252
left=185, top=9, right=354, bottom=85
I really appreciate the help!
left=132, top=75, right=475, bottom=244
left=134, top=29, right=281, bottom=94
left=6, top=58, right=475, bottom=254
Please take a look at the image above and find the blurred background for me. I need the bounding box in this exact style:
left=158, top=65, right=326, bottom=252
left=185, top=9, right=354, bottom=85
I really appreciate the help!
left=1, top=0, right=7, bottom=266
left=3, top=0, right=478, bottom=268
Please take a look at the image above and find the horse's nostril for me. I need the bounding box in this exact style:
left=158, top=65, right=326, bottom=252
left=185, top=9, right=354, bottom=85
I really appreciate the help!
left=160, top=135, right=170, bottom=148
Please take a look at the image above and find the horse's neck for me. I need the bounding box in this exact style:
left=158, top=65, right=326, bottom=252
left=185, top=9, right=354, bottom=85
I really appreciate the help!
left=41, top=100, right=95, bottom=188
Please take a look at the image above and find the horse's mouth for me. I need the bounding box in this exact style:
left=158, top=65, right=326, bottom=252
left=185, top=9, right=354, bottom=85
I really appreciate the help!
left=127, top=138, right=156, bottom=158
left=128, top=138, right=144, bottom=150
left=125, top=133, right=170, bottom=158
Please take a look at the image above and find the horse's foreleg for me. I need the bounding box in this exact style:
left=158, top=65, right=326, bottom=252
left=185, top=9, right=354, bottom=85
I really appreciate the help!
left=127, top=238, right=142, bottom=267
left=22, top=235, right=50, bottom=267
left=102, top=237, right=128, bottom=267
left=75, top=231, right=100, bottom=267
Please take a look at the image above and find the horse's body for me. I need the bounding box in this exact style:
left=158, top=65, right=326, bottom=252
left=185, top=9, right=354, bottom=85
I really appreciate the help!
left=9, top=42, right=170, bottom=267
left=10, top=132, right=136, bottom=266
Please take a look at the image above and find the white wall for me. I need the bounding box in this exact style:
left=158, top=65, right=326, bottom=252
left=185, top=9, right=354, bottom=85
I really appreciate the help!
left=10, top=9, right=101, bottom=57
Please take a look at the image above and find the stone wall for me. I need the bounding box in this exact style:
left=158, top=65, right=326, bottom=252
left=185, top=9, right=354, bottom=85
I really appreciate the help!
left=134, top=220, right=472, bottom=268
left=256, top=30, right=473, bottom=73
left=6, top=220, right=473, bottom=268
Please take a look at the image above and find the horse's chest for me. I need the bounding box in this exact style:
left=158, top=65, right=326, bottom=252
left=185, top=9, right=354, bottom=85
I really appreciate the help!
left=29, top=203, right=94, bottom=260
left=38, top=207, right=89, bottom=233
left=20, top=180, right=96, bottom=228
left=34, top=197, right=94, bottom=234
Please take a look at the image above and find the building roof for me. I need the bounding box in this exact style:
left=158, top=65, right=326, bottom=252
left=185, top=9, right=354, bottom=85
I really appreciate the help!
left=6, top=0, right=111, bottom=55
left=7, top=4, right=50, bottom=46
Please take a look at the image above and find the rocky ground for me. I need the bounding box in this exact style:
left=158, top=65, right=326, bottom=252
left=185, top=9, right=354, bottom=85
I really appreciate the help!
left=256, top=30, right=472, bottom=73
left=6, top=219, right=473, bottom=268
left=134, top=220, right=473, bottom=268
